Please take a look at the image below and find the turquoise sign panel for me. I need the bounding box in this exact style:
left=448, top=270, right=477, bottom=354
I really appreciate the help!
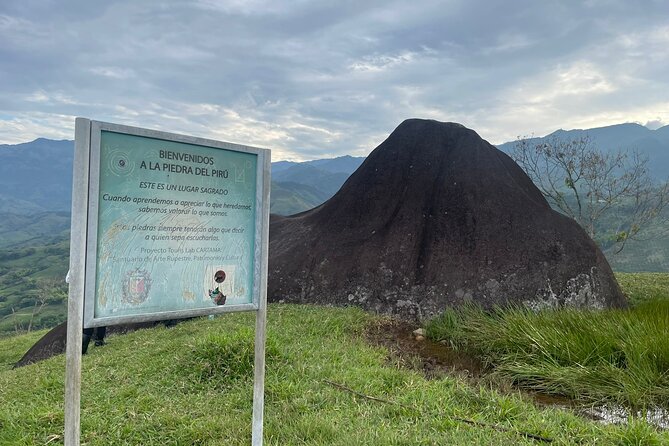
left=94, top=130, right=258, bottom=319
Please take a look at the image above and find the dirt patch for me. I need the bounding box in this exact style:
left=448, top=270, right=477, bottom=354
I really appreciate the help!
left=365, top=317, right=669, bottom=430
left=365, top=317, right=484, bottom=380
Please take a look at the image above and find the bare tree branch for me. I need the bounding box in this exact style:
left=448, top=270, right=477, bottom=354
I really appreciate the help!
left=511, top=136, right=669, bottom=253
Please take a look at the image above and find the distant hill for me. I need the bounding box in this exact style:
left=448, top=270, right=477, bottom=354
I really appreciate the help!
left=270, top=181, right=332, bottom=216
left=274, top=165, right=349, bottom=196
left=271, top=155, right=364, bottom=177
left=306, top=155, right=365, bottom=173
left=0, top=196, right=44, bottom=215
left=270, top=155, right=364, bottom=214
left=0, top=211, right=71, bottom=249
left=0, top=138, right=74, bottom=214
left=496, top=123, right=669, bottom=180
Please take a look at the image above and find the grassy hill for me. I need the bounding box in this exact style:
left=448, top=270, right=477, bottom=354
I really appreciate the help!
left=269, top=181, right=331, bottom=216
left=0, top=211, right=71, bottom=249
left=604, top=217, right=669, bottom=272
left=2, top=304, right=668, bottom=445
left=0, top=138, right=74, bottom=213
left=0, top=238, right=69, bottom=336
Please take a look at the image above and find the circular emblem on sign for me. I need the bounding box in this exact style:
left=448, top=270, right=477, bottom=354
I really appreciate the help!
left=108, top=150, right=135, bottom=176
left=122, top=268, right=152, bottom=304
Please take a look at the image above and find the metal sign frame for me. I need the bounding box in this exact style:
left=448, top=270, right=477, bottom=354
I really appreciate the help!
left=64, top=118, right=270, bottom=445
left=84, top=120, right=268, bottom=327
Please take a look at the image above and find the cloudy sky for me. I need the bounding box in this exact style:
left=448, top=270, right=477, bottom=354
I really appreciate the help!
left=1, top=0, right=668, bottom=160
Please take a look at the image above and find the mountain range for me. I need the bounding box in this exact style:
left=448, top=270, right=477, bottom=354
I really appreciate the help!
left=0, top=122, right=667, bottom=271
left=2, top=122, right=667, bottom=218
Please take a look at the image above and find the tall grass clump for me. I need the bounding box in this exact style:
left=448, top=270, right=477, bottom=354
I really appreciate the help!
left=425, top=299, right=669, bottom=408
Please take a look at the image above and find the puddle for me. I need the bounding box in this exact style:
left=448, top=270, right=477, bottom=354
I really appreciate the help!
left=578, top=405, right=669, bottom=429
left=529, top=392, right=574, bottom=407
left=532, top=392, right=669, bottom=430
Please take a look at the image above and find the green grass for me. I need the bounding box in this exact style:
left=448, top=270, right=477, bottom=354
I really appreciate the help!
left=2, top=305, right=667, bottom=445
left=425, top=290, right=669, bottom=409
left=615, top=272, right=669, bottom=306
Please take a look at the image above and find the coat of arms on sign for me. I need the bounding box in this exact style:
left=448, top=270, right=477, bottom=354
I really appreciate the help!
left=122, top=268, right=151, bottom=304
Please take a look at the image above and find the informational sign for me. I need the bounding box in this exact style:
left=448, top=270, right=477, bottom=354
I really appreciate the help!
left=65, top=119, right=270, bottom=446
left=82, top=121, right=270, bottom=327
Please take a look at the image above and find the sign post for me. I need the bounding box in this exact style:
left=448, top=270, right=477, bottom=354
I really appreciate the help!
left=65, top=118, right=270, bottom=445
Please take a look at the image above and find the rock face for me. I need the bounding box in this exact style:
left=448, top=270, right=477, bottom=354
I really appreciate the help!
left=14, top=320, right=180, bottom=368
left=14, top=321, right=68, bottom=368
left=268, top=119, right=626, bottom=319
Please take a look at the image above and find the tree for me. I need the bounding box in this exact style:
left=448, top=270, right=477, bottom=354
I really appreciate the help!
left=511, top=135, right=669, bottom=253
left=11, top=277, right=67, bottom=333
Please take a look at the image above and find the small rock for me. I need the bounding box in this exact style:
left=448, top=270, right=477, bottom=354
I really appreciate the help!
left=439, top=340, right=449, bottom=345
left=412, top=328, right=425, bottom=337
left=415, top=335, right=425, bottom=342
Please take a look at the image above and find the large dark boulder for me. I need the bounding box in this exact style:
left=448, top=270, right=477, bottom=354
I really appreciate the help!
left=14, top=322, right=68, bottom=368
left=14, top=320, right=181, bottom=368
left=268, top=119, right=626, bottom=319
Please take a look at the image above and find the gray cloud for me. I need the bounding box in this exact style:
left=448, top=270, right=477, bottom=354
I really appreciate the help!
left=0, top=0, right=668, bottom=158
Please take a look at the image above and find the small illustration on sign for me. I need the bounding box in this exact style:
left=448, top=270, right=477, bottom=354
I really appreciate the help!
left=122, top=268, right=152, bottom=305
left=209, top=269, right=227, bottom=305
